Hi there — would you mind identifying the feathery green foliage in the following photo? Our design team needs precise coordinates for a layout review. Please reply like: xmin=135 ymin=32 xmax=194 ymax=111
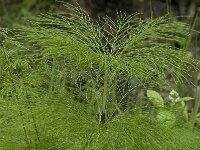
xmin=0 ymin=3 xmax=200 ymax=150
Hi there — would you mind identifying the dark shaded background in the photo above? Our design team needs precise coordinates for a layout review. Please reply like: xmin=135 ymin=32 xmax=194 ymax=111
xmin=0 ymin=0 xmax=199 ymax=27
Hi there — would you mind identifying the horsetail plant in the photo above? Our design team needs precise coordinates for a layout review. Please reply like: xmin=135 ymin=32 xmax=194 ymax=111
xmin=0 ymin=3 xmax=200 ymax=150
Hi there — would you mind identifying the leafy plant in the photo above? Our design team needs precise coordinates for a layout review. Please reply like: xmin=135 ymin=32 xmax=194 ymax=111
xmin=147 ymin=89 xmax=195 ymax=126
xmin=0 ymin=3 xmax=200 ymax=150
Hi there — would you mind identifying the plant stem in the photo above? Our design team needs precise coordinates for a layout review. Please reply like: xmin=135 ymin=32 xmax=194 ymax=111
xmin=26 ymin=98 xmax=40 ymax=147
xmin=188 ymin=9 xmax=200 ymax=129
xmin=184 ymin=9 xmax=199 ymax=52
xmin=166 ymin=0 xmax=172 ymax=14
xmin=149 ymin=0 xmax=153 ymax=19
xmin=16 ymin=87 xmax=31 ymax=150
xmin=101 ymin=55 xmax=108 ymax=124
xmin=49 ymin=58 xmax=57 ymax=94
xmin=190 ymin=86 xmax=200 ymax=128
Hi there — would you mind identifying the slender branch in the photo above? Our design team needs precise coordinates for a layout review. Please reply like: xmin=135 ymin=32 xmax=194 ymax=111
xmin=189 ymin=86 xmax=200 ymax=129
xmin=101 ymin=55 xmax=108 ymax=124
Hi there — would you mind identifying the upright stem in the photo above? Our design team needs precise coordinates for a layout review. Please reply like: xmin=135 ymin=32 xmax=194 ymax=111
xmin=188 ymin=9 xmax=199 ymax=129
xmin=49 ymin=58 xmax=56 ymax=94
xmin=26 ymin=98 xmax=40 ymax=147
xmin=149 ymin=0 xmax=153 ymax=19
xmin=16 ymin=87 xmax=31 ymax=150
xmin=190 ymin=86 xmax=200 ymax=128
xmin=101 ymin=56 xmax=108 ymax=124
xmin=166 ymin=0 xmax=171 ymax=14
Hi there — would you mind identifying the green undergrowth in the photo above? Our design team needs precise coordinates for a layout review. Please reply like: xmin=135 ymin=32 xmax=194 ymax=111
xmin=0 ymin=3 xmax=200 ymax=150
xmin=1 ymin=93 xmax=200 ymax=150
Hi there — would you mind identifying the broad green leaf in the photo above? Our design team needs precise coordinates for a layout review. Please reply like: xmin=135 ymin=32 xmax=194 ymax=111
xmin=147 ymin=90 xmax=164 ymax=107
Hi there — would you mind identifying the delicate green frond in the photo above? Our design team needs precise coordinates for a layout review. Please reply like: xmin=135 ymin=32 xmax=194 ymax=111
xmin=14 ymin=4 xmax=196 ymax=89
